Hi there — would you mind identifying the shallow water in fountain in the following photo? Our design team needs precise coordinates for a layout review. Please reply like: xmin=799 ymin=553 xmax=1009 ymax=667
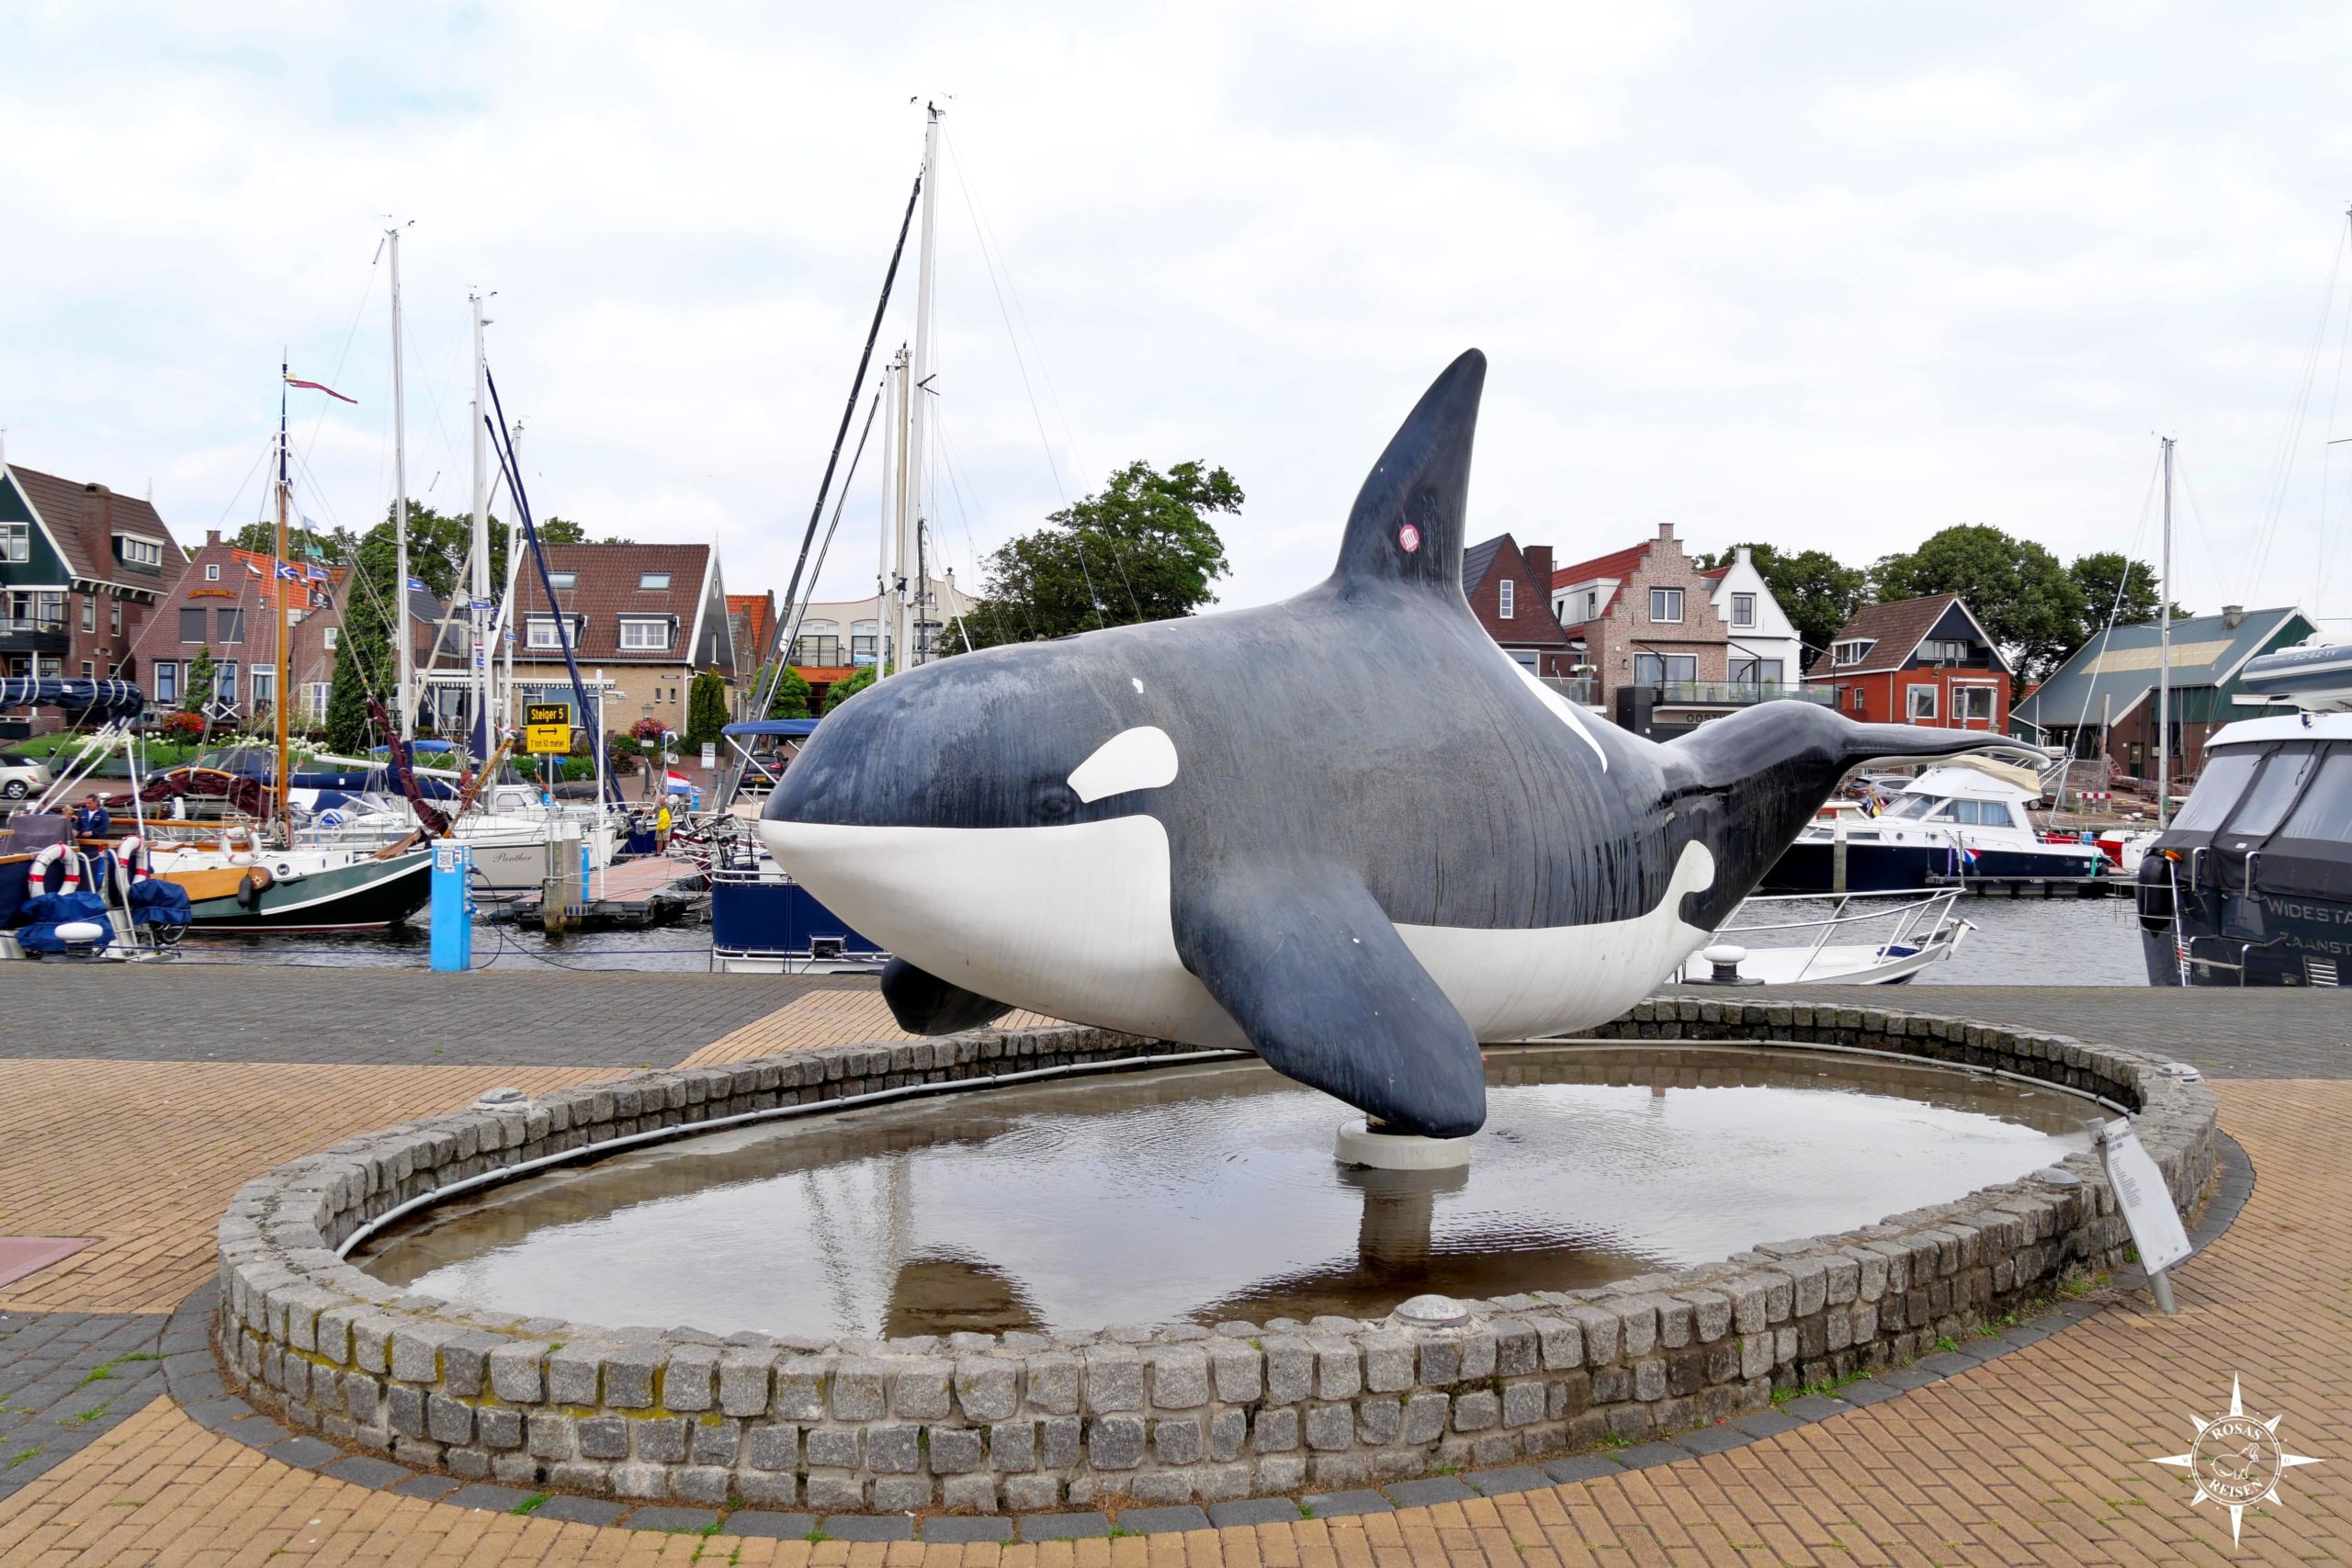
xmin=352 ymin=1045 xmax=2094 ymax=1337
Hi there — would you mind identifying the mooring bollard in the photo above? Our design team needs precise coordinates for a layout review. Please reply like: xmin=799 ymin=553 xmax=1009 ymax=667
xmin=430 ymin=840 xmax=473 ymax=972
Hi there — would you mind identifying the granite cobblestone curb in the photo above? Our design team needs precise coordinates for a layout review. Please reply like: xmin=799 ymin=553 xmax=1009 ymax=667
xmin=209 ymin=1003 xmax=2220 ymax=1520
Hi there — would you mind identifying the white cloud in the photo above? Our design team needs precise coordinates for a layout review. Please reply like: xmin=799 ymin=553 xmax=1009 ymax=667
xmin=3 ymin=1 xmax=2351 ymax=631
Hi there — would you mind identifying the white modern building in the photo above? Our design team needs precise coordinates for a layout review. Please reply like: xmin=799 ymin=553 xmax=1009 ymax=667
xmin=1699 ymin=547 xmax=1805 ymax=690
xmin=789 ymin=570 xmax=976 ymax=671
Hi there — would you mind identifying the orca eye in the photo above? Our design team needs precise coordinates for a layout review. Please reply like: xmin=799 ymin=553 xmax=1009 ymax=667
xmin=1067 ymin=726 xmax=1180 ymax=803
xmin=1034 ymin=783 xmax=1079 ymax=819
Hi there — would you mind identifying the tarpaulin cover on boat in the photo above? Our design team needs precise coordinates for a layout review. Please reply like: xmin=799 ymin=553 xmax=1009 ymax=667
xmin=0 ymin=678 xmax=146 ymax=719
xmin=14 ymin=889 xmax=111 ymax=953
xmin=720 ymin=720 xmax=822 ymax=738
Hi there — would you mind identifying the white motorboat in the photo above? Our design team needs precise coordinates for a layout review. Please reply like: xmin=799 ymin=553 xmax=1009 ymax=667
xmin=1669 ymin=888 xmax=1973 ymax=986
xmin=1765 ymin=757 xmax=2110 ymax=893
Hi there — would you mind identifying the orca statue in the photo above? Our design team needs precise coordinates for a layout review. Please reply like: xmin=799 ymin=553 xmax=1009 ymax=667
xmin=760 ymin=351 xmax=2014 ymax=1138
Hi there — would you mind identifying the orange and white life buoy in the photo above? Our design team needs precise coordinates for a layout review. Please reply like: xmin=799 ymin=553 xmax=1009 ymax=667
xmin=28 ymin=842 xmax=82 ymax=895
xmin=116 ymin=834 xmax=153 ymax=883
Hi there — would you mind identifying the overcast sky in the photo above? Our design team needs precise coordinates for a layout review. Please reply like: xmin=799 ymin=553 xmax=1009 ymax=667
xmin=6 ymin=3 xmax=2352 ymax=631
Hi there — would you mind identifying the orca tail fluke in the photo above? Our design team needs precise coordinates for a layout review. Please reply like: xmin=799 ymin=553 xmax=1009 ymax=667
xmin=1834 ymin=721 xmax=2045 ymax=773
xmin=1331 ymin=350 xmax=1486 ymax=600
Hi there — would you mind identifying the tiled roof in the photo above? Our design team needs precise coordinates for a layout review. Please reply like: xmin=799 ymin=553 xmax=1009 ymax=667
xmin=1551 ymin=542 xmax=1648 ymax=592
xmin=1461 ymin=536 xmax=1505 ymax=593
xmin=7 ymin=463 xmax=185 ymax=586
xmin=512 ymin=542 xmax=712 ymax=663
xmin=1697 ymin=564 xmax=1731 ymax=581
xmin=727 ymin=592 xmax=775 ymax=656
xmin=1811 ymin=594 xmax=1969 ymax=677
xmin=2012 ymin=606 xmax=2311 ymax=728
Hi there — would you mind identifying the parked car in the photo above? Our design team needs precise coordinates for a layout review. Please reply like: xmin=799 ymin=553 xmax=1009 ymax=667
xmin=0 ymin=751 xmax=51 ymax=800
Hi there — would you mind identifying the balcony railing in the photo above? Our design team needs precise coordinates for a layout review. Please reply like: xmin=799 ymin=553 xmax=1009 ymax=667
xmin=1649 ymin=681 xmax=1835 ymax=707
xmin=0 ymin=617 xmax=71 ymax=656
xmin=1538 ymin=676 xmax=1600 ymax=705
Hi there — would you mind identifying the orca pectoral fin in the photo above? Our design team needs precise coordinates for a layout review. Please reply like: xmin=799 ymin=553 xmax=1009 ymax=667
xmin=880 ymin=957 xmax=1015 ymax=1035
xmin=1175 ymin=863 xmax=1486 ymax=1137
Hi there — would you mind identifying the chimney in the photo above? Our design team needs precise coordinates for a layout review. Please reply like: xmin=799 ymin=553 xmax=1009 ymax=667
xmin=1735 ymin=545 xmax=1751 ymax=567
xmin=1657 ymin=521 xmax=1675 ymax=541
xmin=207 ymin=529 xmax=221 ymax=547
xmin=2222 ymin=604 xmax=2245 ymax=629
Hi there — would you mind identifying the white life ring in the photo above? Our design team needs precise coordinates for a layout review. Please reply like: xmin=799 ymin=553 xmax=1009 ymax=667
xmin=116 ymin=834 xmax=153 ymax=883
xmin=220 ymin=825 xmax=258 ymax=866
xmin=28 ymin=842 xmax=82 ymax=895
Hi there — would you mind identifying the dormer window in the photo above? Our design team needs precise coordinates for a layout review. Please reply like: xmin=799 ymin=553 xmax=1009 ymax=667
xmin=526 ymin=614 xmax=584 ymax=649
xmin=117 ymin=536 xmax=165 ymax=570
xmin=619 ymin=615 xmax=673 ymax=651
xmin=1833 ymin=638 xmax=1876 ymax=667
xmin=638 ymin=571 xmax=671 ymax=591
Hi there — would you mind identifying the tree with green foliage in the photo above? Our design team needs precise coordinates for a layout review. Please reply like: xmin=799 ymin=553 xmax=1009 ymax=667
xmin=1689 ymin=543 xmax=1871 ymax=663
xmin=2066 ymin=551 xmax=2187 ymax=636
xmin=939 ymin=460 xmax=1241 ymax=652
xmin=1871 ymin=525 xmax=2086 ymax=685
xmin=824 ymin=664 xmax=877 ymax=712
xmin=182 ymin=649 xmax=217 ymax=715
xmin=755 ymin=663 xmax=812 ymax=719
xmin=684 ymin=671 xmax=729 ymax=749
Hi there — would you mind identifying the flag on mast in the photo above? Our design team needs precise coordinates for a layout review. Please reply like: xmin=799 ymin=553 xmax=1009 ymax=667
xmin=284 ymin=374 xmax=357 ymax=405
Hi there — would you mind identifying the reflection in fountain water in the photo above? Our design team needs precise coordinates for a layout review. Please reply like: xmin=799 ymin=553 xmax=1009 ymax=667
xmin=353 ymin=1045 xmax=2091 ymax=1337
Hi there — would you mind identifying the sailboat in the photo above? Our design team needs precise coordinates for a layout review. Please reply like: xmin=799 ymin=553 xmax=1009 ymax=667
xmin=135 ymin=370 xmax=436 ymax=932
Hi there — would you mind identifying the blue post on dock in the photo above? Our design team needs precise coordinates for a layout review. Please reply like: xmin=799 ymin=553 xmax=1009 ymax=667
xmin=430 ymin=841 xmax=473 ymax=973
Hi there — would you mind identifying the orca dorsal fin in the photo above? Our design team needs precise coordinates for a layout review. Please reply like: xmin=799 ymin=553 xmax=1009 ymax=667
xmin=1332 ymin=348 xmax=1485 ymax=596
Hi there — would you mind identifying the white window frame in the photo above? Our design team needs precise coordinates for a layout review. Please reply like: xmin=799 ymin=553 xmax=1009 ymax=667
xmin=80 ymin=595 xmax=96 ymax=632
xmin=205 ymin=562 xmax=220 ymax=581
xmin=1731 ymin=592 xmax=1756 ymax=628
xmin=1834 ymin=639 xmax=1875 ymax=667
xmin=1907 ymin=683 xmax=1939 ymax=721
xmin=1953 ymin=682 xmax=1997 ymax=725
xmin=619 ymin=616 xmax=673 ymax=651
xmin=1498 ymin=579 xmax=1515 ymax=619
xmin=322 ymin=626 xmax=339 ymax=650
xmin=250 ymin=663 xmax=277 ymax=713
xmin=1649 ymin=587 xmax=1683 ymax=623
xmin=0 ymin=521 xmax=28 ymax=563
xmin=118 ymin=536 xmax=164 ymax=569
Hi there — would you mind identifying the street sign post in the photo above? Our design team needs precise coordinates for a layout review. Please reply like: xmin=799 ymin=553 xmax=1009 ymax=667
xmin=524 ymin=702 xmax=571 ymax=756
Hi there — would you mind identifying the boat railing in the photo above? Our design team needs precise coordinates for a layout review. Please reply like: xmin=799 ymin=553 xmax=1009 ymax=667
xmin=1712 ymin=888 xmax=1967 ymax=981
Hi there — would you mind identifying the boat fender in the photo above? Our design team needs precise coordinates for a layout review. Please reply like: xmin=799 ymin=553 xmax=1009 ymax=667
xmin=235 ymin=865 xmax=276 ymax=908
xmin=116 ymin=834 xmax=153 ymax=883
xmin=28 ymin=842 xmax=81 ymax=895
xmin=51 ymin=920 xmax=107 ymax=946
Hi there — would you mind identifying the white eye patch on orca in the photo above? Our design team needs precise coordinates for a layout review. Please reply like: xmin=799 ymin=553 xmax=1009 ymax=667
xmin=1068 ymin=725 xmax=1180 ymax=803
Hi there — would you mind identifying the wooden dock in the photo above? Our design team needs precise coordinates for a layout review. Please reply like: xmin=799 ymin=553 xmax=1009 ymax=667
xmin=503 ymin=855 xmax=706 ymax=931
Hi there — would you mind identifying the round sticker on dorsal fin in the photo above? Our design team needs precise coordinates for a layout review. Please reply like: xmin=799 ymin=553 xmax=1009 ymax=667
xmin=1398 ymin=523 xmax=1421 ymax=553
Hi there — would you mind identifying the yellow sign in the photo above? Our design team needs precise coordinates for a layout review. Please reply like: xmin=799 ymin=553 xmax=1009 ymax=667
xmin=524 ymin=702 xmax=573 ymax=755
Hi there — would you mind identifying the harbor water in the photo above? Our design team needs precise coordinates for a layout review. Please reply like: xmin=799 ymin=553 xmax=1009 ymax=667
xmin=158 ymin=887 xmax=2153 ymax=983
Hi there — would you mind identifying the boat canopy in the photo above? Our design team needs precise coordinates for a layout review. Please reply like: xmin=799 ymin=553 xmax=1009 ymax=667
xmin=0 ymin=678 xmax=145 ymax=719
xmin=721 ymin=719 xmax=821 ymax=739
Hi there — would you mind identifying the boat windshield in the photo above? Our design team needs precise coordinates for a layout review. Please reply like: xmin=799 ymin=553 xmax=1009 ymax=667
xmin=1882 ymin=795 xmax=1938 ymax=819
xmin=2170 ymin=749 xmax=2263 ymax=831
xmin=2279 ymin=750 xmax=2352 ymax=840
xmin=2223 ymin=746 xmax=2321 ymax=839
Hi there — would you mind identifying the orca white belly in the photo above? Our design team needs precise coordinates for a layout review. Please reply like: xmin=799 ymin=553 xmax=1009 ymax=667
xmin=760 ymin=816 xmax=1715 ymax=1047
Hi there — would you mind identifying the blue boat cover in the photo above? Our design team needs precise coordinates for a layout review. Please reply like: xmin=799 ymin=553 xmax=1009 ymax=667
xmin=0 ymin=678 xmax=145 ymax=719
xmin=14 ymin=889 xmax=112 ymax=953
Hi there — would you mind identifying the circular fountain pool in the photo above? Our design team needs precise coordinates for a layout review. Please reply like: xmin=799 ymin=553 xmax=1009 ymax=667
xmin=352 ymin=1043 xmax=2092 ymax=1338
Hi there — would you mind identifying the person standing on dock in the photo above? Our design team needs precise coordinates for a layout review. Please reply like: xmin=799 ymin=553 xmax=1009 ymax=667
xmin=74 ymin=795 xmax=111 ymax=841
xmin=655 ymin=799 xmax=673 ymax=853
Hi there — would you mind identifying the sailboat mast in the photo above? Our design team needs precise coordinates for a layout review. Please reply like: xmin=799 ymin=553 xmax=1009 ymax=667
xmin=469 ymin=290 xmax=492 ymax=761
xmin=883 ymin=346 xmax=912 ymax=678
xmin=388 ymin=224 xmax=414 ymax=741
xmin=2158 ymin=435 xmax=2175 ymax=830
xmin=500 ymin=418 xmax=524 ymax=735
xmin=275 ymin=362 xmax=293 ymax=850
xmin=904 ymin=100 xmax=943 ymax=672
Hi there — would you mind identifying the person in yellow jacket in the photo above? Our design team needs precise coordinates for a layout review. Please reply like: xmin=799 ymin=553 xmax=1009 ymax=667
xmin=655 ymin=800 xmax=673 ymax=852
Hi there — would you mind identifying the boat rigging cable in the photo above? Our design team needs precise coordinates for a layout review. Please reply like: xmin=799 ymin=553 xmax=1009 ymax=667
xmin=481 ymin=365 xmax=615 ymax=805
xmin=721 ymin=167 xmax=927 ymax=807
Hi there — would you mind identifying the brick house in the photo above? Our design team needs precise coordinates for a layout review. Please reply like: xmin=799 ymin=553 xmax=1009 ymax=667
xmin=0 ymin=459 xmax=187 ymax=733
xmin=1462 ymin=535 xmax=1577 ymax=675
xmin=1806 ymin=594 xmax=2011 ymax=730
xmin=506 ymin=543 xmax=737 ymax=741
xmin=1550 ymin=523 xmax=1744 ymax=733
xmin=128 ymin=532 xmax=348 ymax=729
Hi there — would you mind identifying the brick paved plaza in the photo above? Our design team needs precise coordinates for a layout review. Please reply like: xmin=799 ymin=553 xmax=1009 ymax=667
xmin=1 ymin=975 xmax=2345 ymax=1565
